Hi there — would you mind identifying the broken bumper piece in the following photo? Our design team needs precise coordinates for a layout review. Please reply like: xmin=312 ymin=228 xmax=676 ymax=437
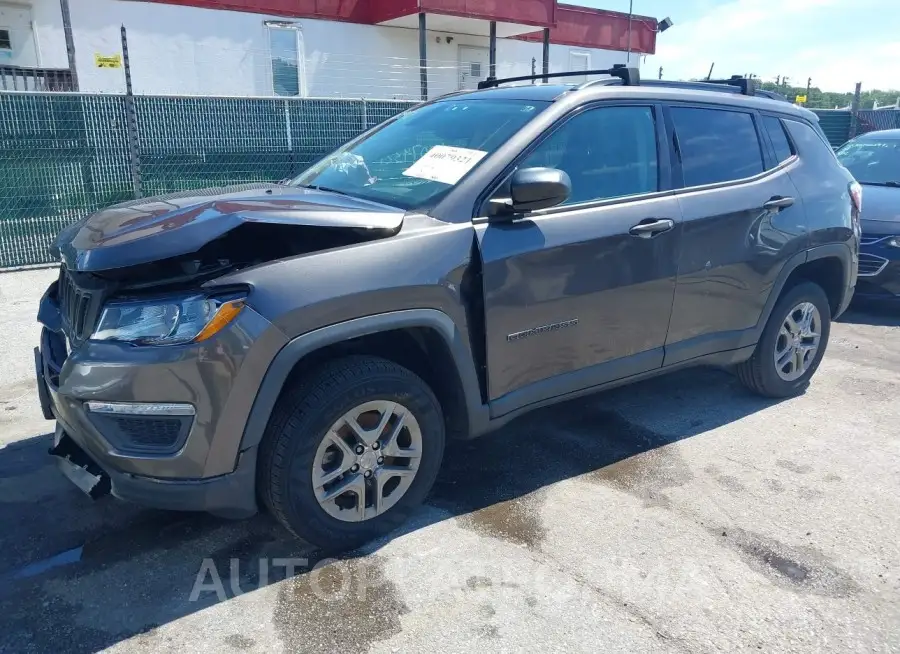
xmin=49 ymin=426 xmax=111 ymax=500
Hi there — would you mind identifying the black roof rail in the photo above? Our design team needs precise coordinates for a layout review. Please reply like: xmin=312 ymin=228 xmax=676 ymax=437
xmin=591 ymin=74 xmax=789 ymax=102
xmin=477 ymin=64 xmax=639 ymax=90
xmin=703 ymin=75 xmax=757 ymax=96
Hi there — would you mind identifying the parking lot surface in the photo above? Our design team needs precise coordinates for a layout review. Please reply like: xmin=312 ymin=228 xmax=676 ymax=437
xmin=1 ymin=268 xmax=898 ymax=653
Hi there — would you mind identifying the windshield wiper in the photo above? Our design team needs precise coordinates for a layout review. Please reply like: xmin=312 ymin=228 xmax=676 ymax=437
xmin=299 ymin=184 xmax=358 ymax=198
xmin=861 ymin=181 xmax=900 ymax=187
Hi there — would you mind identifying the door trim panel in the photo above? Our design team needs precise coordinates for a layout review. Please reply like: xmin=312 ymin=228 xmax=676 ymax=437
xmin=489 ymin=347 xmax=663 ymax=418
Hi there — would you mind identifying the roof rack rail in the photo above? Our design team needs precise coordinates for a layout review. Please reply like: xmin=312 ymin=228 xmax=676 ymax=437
xmin=703 ymin=75 xmax=757 ymax=96
xmin=477 ymin=64 xmax=639 ymax=90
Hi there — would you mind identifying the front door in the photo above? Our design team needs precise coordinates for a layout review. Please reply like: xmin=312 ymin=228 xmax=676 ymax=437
xmin=568 ymin=51 xmax=590 ymax=84
xmin=476 ymin=104 xmax=683 ymax=416
xmin=458 ymin=45 xmax=490 ymax=90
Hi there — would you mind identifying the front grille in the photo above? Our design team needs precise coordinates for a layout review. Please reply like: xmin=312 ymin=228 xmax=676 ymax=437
xmin=860 ymin=235 xmax=893 ymax=246
xmin=858 ymin=252 xmax=889 ymax=277
xmin=113 ymin=416 xmax=183 ymax=448
xmin=57 ymin=267 xmax=106 ymax=343
xmin=85 ymin=412 xmax=192 ymax=454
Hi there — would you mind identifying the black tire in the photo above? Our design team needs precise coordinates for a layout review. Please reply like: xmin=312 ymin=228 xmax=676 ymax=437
xmin=736 ymin=281 xmax=832 ymax=398
xmin=257 ymin=355 xmax=445 ymax=551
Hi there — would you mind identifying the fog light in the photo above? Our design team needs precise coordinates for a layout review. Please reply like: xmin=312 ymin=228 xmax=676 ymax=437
xmin=886 ymin=237 xmax=900 ymax=249
xmin=84 ymin=402 xmax=195 ymax=416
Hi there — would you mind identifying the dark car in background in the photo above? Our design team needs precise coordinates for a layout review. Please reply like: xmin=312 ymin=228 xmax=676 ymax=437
xmin=836 ymin=129 xmax=900 ymax=301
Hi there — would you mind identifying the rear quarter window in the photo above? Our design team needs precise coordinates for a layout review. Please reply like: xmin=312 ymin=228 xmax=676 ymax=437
xmin=670 ymin=106 xmax=764 ymax=187
xmin=783 ymin=119 xmax=839 ymax=162
xmin=762 ymin=115 xmax=794 ymax=165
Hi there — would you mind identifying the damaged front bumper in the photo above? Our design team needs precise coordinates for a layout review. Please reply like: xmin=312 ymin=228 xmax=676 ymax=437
xmin=48 ymin=423 xmax=258 ymax=516
xmin=35 ymin=278 xmax=285 ymax=518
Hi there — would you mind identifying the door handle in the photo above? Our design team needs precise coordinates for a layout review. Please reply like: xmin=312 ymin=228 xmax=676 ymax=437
xmin=629 ymin=218 xmax=675 ymax=238
xmin=763 ymin=196 xmax=795 ymax=211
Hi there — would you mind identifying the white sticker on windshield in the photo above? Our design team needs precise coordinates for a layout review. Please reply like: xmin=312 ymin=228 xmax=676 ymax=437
xmin=402 ymin=146 xmax=488 ymax=185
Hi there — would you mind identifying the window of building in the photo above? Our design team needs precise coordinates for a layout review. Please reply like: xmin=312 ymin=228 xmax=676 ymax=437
xmin=0 ymin=29 xmax=11 ymax=51
xmin=268 ymin=26 xmax=304 ymax=97
xmin=671 ymin=107 xmax=764 ymax=187
xmin=762 ymin=115 xmax=794 ymax=165
xmin=520 ymin=106 xmax=659 ymax=205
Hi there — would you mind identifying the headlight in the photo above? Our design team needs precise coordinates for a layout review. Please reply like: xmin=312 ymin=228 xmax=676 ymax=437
xmin=92 ymin=294 xmax=245 ymax=346
xmin=886 ymin=237 xmax=900 ymax=249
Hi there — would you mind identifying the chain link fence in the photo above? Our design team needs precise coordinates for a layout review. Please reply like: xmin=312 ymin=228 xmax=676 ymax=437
xmin=0 ymin=92 xmax=416 ymax=268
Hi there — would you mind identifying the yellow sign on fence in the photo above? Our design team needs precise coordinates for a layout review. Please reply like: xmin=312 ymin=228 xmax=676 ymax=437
xmin=795 ymin=94 xmax=807 ymax=104
xmin=94 ymin=53 xmax=122 ymax=69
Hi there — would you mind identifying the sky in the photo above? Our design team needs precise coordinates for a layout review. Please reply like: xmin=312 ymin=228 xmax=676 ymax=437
xmin=575 ymin=0 xmax=900 ymax=94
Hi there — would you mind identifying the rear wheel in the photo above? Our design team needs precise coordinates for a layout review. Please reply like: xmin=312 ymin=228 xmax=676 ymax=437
xmin=736 ymin=281 xmax=831 ymax=398
xmin=258 ymin=356 xmax=445 ymax=551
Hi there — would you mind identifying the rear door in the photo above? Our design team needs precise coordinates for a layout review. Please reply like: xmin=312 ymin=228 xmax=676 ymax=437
xmin=663 ymin=104 xmax=808 ymax=364
xmin=475 ymin=103 xmax=683 ymax=416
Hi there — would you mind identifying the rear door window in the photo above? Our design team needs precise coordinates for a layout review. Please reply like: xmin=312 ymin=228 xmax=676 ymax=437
xmin=762 ymin=115 xmax=794 ymax=165
xmin=670 ymin=106 xmax=765 ymax=187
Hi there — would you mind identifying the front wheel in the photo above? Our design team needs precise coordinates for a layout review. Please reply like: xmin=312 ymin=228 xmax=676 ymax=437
xmin=258 ymin=356 xmax=445 ymax=551
xmin=736 ymin=281 xmax=832 ymax=398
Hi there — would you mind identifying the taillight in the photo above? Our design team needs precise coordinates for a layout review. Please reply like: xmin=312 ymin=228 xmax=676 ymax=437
xmin=849 ymin=180 xmax=862 ymax=231
xmin=849 ymin=181 xmax=862 ymax=213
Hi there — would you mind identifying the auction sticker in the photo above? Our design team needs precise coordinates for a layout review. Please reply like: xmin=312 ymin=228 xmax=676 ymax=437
xmin=402 ymin=146 xmax=488 ymax=185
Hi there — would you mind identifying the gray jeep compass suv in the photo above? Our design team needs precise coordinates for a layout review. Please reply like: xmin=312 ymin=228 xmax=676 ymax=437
xmin=36 ymin=68 xmax=860 ymax=549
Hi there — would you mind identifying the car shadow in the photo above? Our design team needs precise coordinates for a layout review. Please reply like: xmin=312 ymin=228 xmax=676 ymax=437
xmin=0 ymin=367 xmax=783 ymax=653
xmin=839 ymin=302 xmax=900 ymax=326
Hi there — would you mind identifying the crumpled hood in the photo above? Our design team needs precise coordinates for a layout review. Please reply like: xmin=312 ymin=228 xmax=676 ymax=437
xmin=53 ymin=183 xmax=405 ymax=272
xmin=860 ymin=184 xmax=900 ymax=236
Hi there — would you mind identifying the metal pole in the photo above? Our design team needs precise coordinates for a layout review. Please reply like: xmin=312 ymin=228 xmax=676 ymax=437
xmin=849 ymin=82 xmax=862 ymax=138
xmin=59 ymin=0 xmax=79 ymax=90
xmin=626 ymin=0 xmax=633 ymax=64
xmin=489 ymin=21 xmax=497 ymax=80
xmin=542 ymin=28 xmax=550 ymax=83
xmin=121 ymin=25 xmax=143 ymax=199
xmin=418 ymin=13 xmax=428 ymax=101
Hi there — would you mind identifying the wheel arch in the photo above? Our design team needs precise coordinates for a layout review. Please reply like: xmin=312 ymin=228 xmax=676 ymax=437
xmin=238 ymin=309 xmax=489 ymax=453
xmin=758 ymin=243 xmax=854 ymax=335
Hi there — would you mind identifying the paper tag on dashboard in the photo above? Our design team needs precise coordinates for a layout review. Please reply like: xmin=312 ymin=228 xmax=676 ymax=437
xmin=402 ymin=146 xmax=488 ymax=185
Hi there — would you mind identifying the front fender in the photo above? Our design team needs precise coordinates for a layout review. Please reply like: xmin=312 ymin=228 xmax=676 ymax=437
xmin=237 ymin=308 xmax=489 ymax=452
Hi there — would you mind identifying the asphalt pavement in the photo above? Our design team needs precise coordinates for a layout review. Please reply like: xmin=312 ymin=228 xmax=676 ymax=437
xmin=1 ymin=268 xmax=898 ymax=653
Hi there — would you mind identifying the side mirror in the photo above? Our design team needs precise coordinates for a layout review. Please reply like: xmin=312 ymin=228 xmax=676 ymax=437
xmin=492 ymin=167 xmax=572 ymax=216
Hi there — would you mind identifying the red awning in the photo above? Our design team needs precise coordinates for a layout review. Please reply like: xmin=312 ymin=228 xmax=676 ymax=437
xmin=136 ymin=0 xmax=656 ymax=53
xmin=516 ymin=4 xmax=658 ymax=55
xmin=368 ymin=0 xmax=555 ymax=29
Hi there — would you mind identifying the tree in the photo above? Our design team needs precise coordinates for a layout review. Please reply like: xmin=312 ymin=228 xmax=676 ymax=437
xmin=756 ymin=81 xmax=899 ymax=110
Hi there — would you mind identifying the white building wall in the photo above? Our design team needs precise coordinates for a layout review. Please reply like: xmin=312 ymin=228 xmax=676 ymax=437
xmin=27 ymin=0 xmax=639 ymax=98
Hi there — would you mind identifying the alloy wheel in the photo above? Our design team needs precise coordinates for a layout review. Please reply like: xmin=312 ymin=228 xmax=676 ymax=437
xmin=311 ymin=400 xmax=422 ymax=522
xmin=774 ymin=301 xmax=821 ymax=382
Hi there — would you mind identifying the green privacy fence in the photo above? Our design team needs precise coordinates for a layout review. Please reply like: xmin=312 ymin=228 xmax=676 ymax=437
xmin=811 ymin=108 xmax=900 ymax=149
xmin=811 ymin=110 xmax=855 ymax=149
xmin=0 ymin=92 xmax=416 ymax=268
